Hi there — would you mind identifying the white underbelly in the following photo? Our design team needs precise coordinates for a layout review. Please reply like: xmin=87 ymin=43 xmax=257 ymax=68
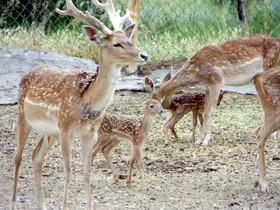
xmin=27 ymin=119 xmax=60 ymax=136
xmin=223 ymin=58 xmax=263 ymax=86
xmin=223 ymin=71 xmax=260 ymax=86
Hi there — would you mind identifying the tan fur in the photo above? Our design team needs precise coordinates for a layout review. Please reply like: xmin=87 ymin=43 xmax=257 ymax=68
xmin=163 ymin=91 xmax=226 ymax=144
xmin=152 ymin=34 xmax=280 ymax=146
xmin=11 ymin=1 xmax=148 ymax=210
xmin=92 ymin=99 xmax=163 ymax=190
xmin=254 ymin=67 xmax=280 ymax=194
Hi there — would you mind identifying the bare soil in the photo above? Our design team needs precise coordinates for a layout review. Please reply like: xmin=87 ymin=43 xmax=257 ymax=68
xmin=1 ymin=91 xmax=280 ymax=210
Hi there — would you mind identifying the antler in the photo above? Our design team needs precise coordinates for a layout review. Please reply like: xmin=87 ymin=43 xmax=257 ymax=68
xmin=92 ymin=0 xmax=131 ymax=31
xmin=56 ymin=0 xmax=112 ymax=34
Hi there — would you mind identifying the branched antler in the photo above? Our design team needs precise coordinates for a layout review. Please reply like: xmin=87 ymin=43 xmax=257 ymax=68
xmin=56 ymin=0 xmax=112 ymax=34
xmin=92 ymin=0 xmax=131 ymax=31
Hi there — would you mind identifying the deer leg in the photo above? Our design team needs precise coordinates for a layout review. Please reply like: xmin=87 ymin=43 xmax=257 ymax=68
xmin=164 ymin=112 xmax=185 ymax=145
xmin=256 ymin=125 xmax=269 ymax=193
xmin=198 ymin=113 xmax=203 ymax=126
xmin=134 ymin=146 xmax=146 ymax=190
xmin=196 ymin=85 xmax=221 ymax=146
xmin=82 ymin=133 xmax=96 ymax=210
xmin=256 ymin=117 xmax=280 ymax=194
xmin=91 ymin=137 xmax=108 ymax=164
xmin=102 ymin=140 xmax=121 ymax=183
xmin=192 ymin=110 xmax=198 ymax=142
xmin=32 ymin=135 xmax=56 ymax=210
xmin=11 ymin=115 xmax=31 ymax=210
xmin=59 ymin=131 xmax=73 ymax=210
xmin=127 ymin=149 xmax=137 ymax=187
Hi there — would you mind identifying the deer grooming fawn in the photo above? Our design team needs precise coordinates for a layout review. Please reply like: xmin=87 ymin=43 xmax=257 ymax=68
xmin=254 ymin=67 xmax=280 ymax=194
xmin=151 ymin=72 xmax=227 ymax=145
xmin=150 ymin=34 xmax=280 ymax=146
xmin=11 ymin=0 xmax=148 ymax=209
xmin=92 ymin=95 xmax=163 ymax=190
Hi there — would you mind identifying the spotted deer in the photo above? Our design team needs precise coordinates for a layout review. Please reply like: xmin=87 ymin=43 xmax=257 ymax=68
xmin=163 ymin=90 xmax=227 ymax=145
xmin=92 ymin=96 xmax=163 ymax=190
xmin=147 ymin=73 xmax=227 ymax=145
xmin=11 ymin=0 xmax=148 ymax=209
xmin=254 ymin=67 xmax=280 ymax=194
xmin=151 ymin=34 xmax=280 ymax=146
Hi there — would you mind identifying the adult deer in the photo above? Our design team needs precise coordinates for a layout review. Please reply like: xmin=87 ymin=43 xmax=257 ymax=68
xmin=11 ymin=0 xmax=148 ymax=209
xmin=148 ymin=73 xmax=227 ymax=144
xmin=151 ymin=34 xmax=280 ymax=146
xmin=92 ymin=97 xmax=163 ymax=190
xmin=254 ymin=67 xmax=280 ymax=194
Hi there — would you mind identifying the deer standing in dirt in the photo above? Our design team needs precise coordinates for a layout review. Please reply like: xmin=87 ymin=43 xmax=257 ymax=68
xmin=92 ymin=95 xmax=163 ymax=190
xmin=151 ymin=34 xmax=280 ymax=146
xmin=163 ymin=90 xmax=227 ymax=145
xmin=254 ymin=67 xmax=280 ymax=194
xmin=149 ymin=73 xmax=227 ymax=144
xmin=11 ymin=0 xmax=148 ymax=209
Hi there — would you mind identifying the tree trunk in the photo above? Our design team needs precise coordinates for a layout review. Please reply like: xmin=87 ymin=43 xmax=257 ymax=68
xmin=127 ymin=0 xmax=143 ymax=73
xmin=237 ymin=0 xmax=249 ymax=32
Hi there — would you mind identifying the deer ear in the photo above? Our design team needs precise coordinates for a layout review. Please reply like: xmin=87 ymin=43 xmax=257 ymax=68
xmin=124 ymin=23 xmax=136 ymax=39
xmin=162 ymin=72 xmax=171 ymax=82
xmin=83 ymin=26 xmax=101 ymax=46
xmin=162 ymin=67 xmax=174 ymax=82
xmin=142 ymin=100 xmax=149 ymax=107
xmin=144 ymin=77 xmax=154 ymax=93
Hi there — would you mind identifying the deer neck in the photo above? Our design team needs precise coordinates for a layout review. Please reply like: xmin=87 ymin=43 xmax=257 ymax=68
xmin=161 ymin=94 xmax=172 ymax=109
xmin=138 ymin=112 xmax=154 ymax=142
xmin=83 ymin=54 xmax=122 ymax=112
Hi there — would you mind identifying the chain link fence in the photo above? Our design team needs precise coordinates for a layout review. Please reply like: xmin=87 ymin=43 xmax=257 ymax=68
xmin=1 ymin=0 xmax=280 ymax=61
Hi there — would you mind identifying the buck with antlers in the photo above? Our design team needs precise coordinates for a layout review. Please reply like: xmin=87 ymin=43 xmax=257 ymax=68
xmin=254 ymin=67 xmax=280 ymax=194
xmin=11 ymin=0 xmax=148 ymax=209
xmin=151 ymin=34 xmax=280 ymax=146
xmin=92 ymin=95 xmax=163 ymax=190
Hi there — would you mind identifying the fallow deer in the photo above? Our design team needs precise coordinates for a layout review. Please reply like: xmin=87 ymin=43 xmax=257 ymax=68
xmin=254 ymin=67 xmax=280 ymax=194
xmin=151 ymin=34 xmax=280 ymax=146
xmin=92 ymin=97 xmax=163 ymax=190
xmin=148 ymin=73 xmax=227 ymax=144
xmin=163 ymin=90 xmax=227 ymax=145
xmin=11 ymin=0 xmax=148 ymax=209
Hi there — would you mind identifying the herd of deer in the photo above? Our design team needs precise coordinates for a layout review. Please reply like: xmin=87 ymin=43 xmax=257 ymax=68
xmin=10 ymin=0 xmax=280 ymax=209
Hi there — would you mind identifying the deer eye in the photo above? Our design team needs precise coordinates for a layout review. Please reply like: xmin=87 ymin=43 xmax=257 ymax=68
xmin=149 ymin=105 xmax=154 ymax=108
xmin=113 ymin=43 xmax=122 ymax=47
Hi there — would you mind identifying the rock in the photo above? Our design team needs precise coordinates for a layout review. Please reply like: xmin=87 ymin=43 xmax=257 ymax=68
xmin=0 ymin=48 xmax=257 ymax=105
xmin=155 ymin=186 xmax=162 ymax=191
xmin=0 ymin=48 xmax=97 ymax=105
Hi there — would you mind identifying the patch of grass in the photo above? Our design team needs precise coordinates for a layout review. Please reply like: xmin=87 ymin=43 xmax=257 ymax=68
xmin=1 ymin=0 xmax=279 ymax=61
xmin=1 ymin=24 xmax=100 ymax=62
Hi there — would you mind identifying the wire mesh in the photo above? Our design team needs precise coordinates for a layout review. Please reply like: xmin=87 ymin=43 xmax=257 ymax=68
xmin=1 ymin=0 xmax=279 ymax=61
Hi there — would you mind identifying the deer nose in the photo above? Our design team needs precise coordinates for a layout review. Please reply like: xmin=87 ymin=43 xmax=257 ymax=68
xmin=159 ymin=109 xmax=164 ymax=114
xmin=140 ymin=53 xmax=148 ymax=61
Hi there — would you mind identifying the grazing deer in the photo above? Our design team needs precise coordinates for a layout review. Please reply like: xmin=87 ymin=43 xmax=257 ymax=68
xmin=150 ymin=34 xmax=280 ymax=146
xmin=11 ymin=0 xmax=148 ymax=209
xmin=254 ymin=67 xmax=280 ymax=194
xmin=92 ymin=96 xmax=163 ymax=190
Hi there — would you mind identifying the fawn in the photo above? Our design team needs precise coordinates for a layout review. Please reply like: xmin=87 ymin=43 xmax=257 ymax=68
xmin=163 ymin=90 xmax=227 ymax=145
xmin=92 ymin=94 xmax=163 ymax=190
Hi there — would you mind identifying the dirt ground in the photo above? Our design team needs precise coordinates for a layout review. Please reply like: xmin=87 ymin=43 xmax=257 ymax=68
xmin=1 ymin=90 xmax=280 ymax=210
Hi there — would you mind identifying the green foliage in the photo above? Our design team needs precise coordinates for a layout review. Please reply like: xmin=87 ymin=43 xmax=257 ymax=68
xmin=1 ymin=0 xmax=279 ymax=61
xmin=247 ymin=1 xmax=280 ymax=37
